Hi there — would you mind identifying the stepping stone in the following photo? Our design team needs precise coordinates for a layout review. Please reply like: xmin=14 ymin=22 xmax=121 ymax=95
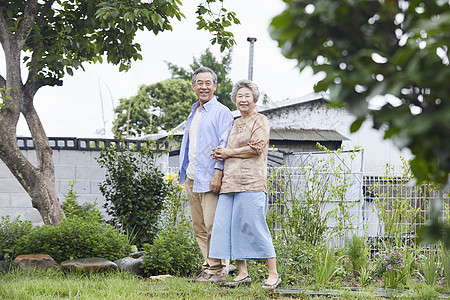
xmin=13 ymin=254 xmax=58 ymax=270
xmin=148 ymin=275 xmax=173 ymax=280
xmin=60 ymin=257 xmax=118 ymax=273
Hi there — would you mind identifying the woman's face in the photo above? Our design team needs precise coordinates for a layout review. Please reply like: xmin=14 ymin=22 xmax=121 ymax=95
xmin=235 ymin=87 xmax=256 ymax=114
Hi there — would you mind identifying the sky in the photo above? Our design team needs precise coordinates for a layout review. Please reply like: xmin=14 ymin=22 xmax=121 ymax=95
xmin=1 ymin=0 xmax=323 ymax=138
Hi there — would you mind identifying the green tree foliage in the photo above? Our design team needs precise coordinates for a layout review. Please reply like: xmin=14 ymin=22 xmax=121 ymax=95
xmin=113 ymin=79 xmax=196 ymax=138
xmin=195 ymin=1 xmax=240 ymax=52
xmin=270 ymin=0 xmax=449 ymax=186
xmin=270 ymin=0 xmax=449 ymax=246
xmin=0 ymin=0 xmax=239 ymax=225
xmin=113 ymin=48 xmax=235 ymax=138
xmin=167 ymin=48 xmax=235 ymax=110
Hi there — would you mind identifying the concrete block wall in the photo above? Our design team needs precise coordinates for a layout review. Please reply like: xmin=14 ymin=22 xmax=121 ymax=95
xmin=0 ymin=150 xmax=106 ymax=225
xmin=0 ymin=147 xmax=169 ymax=226
xmin=1 ymin=137 xmax=170 ymax=226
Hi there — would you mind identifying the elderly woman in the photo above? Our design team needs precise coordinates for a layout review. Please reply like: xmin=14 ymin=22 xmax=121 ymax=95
xmin=209 ymin=79 xmax=280 ymax=289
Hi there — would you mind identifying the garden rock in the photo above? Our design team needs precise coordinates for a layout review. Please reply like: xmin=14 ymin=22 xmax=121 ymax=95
xmin=130 ymin=251 xmax=144 ymax=259
xmin=60 ymin=257 xmax=118 ymax=273
xmin=13 ymin=254 xmax=59 ymax=270
xmin=114 ymin=256 xmax=144 ymax=276
xmin=0 ymin=259 xmax=6 ymax=271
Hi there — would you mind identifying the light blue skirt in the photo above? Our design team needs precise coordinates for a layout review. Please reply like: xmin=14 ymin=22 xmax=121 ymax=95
xmin=209 ymin=191 xmax=276 ymax=260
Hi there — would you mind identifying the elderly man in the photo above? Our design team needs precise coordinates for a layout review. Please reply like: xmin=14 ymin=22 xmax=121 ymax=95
xmin=179 ymin=66 xmax=234 ymax=284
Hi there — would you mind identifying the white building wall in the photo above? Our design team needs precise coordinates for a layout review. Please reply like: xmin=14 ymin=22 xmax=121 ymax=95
xmin=260 ymin=96 xmax=412 ymax=175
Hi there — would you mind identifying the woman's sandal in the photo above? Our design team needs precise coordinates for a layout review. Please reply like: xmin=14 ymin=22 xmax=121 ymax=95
xmin=222 ymin=275 xmax=252 ymax=288
xmin=262 ymin=275 xmax=282 ymax=290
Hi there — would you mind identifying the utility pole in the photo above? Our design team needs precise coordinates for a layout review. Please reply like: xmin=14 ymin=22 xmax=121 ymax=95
xmin=247 ymin=37 xmax=257 ymax=81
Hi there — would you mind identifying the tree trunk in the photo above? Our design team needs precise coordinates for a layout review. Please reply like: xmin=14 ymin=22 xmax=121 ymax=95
xmin=0 ymin=77 xmax=65 ymax=226
xmin=0 ymin=3 xmax=65 ymax=225
xmin=0 ymin=130 xmax=65 ymax=225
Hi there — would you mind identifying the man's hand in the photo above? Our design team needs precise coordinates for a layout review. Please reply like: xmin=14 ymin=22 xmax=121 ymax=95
xmin=209 ymin=169 xmax=223 ymax=193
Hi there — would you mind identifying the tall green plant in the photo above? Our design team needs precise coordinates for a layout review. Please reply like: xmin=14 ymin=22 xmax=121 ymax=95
xmin=273 ymin=237 xmax=316 ymax=285
xmin=159 ymin=172 xmax=190 ymax=229
xmin=267 ymin=145 xmax=360 ymax=245
xmin=418 ymin=248 xmax=439 ymax=286
xmin=96 ymin=143 xmax=170 ymax=247
xmin=62 ymin=180 xmax=102 ymax=222
xmin=314 ymin=246 xmax=344 ymax=286
xmin=371 ymin=159 xmax=435 ymax=246
xmin=440 ymin=245 xmax=450 ymax=288
xmin=346 ymin=235 xmax=370 ymax=278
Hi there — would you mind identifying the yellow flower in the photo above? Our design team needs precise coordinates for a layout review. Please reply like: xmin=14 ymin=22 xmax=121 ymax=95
xmin=178 ymin=183 xmax=185 ymax=190
xmin=163 ymin=172 xmax=177 ymax=184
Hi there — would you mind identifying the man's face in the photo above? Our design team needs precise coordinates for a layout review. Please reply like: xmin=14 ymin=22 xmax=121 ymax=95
xmin=193 ymin=72 xmax=217 ymax=104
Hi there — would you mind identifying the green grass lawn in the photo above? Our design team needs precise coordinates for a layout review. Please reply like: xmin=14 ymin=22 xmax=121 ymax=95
xmin=1 ymin=268 xmax=447 ymax=299
xmin=0 ymin=268 xmax=285 ymax=300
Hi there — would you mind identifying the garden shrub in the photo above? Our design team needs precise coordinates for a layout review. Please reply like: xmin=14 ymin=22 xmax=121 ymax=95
xmin=373 ymin=246 xmax=413 ymax=288
xmin=141 ymin=221 xmax=202 ymax=277
xmin=14 ymin=217 xmax=131 ymax=263
xmin=96 ymin=143 xmax=171 ymax=247
xmin=0 ymin=216 xmax=33 ymax=263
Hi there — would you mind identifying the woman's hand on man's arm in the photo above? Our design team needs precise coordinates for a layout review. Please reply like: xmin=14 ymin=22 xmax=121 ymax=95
xmin=211 ymin=146 xmax=255 ymax=161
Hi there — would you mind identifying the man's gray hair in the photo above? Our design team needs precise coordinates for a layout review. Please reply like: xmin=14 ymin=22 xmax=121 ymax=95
xmin=231 ymin=79 xmax=260 ymax=103
xmin=192 ymin=66 xmax=218 ymax=84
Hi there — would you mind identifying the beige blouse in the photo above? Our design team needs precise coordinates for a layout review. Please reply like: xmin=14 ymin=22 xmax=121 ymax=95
xmin=220 ymin=112 xmax=270 ymax=194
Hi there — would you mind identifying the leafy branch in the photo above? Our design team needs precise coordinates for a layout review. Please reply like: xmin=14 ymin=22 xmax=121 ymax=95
xmin=195 ymin=0 xmax=240 ymax=51
xmin=0 ymin=87 xmax=13 ymax=111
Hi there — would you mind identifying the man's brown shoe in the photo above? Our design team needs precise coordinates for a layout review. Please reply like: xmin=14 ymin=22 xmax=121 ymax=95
xmin=194 ymin=273 xmax=226 ymax=284
xmin=188 ymin=269 xmax=205 ymax=283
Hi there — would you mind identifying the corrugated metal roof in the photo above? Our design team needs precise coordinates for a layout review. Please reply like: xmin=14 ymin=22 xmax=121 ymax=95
xmin=231 ymin=91 xmax=330 ymax=118
xmin=270 ymin=129 xmax=348 ymax=142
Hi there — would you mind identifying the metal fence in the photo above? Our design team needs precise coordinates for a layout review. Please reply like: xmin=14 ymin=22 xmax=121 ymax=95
xmin=168 ymin=159 xmax=449 ymax=249
xmin=266 ymin=165 xmax=449 ymax=249
xmin=361 ymin=175 xmax=448 ymax=250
